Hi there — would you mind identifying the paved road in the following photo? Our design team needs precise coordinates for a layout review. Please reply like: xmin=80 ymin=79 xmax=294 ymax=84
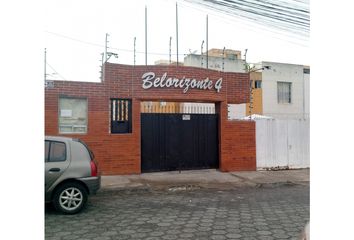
xmin=45 ymin=184 xmax=309 ymax=240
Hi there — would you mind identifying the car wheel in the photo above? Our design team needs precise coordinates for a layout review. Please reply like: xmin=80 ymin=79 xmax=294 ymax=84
xmin=53 ymin=182 xmax=88 ymax=214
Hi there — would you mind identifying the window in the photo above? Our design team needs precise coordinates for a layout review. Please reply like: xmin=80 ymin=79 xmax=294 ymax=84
xmin=59 ymin=97 xmax=87 ymax=134
xmin=45 ymin=141 xmax=67 ymax=162
xmin=45 ymin=141 xmax=49 ymax=162
xmin=227 ymin=54 xmax=237 ymax=60
xmin=255 ymin=80 xmax=262 ymax=89
xmin=111 ymin=99 xmax=132 ymax=133
xmin=303 ymin=68 xmax=310 ymax=74
xmin=277 ymin=82 xmax=292 ymax=104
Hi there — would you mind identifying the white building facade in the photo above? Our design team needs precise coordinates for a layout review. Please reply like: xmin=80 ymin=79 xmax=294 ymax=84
xmin=261 ymin=61 xmax=310 ymax=119
xmin=183 ymin=50 xmax=246 ymax=73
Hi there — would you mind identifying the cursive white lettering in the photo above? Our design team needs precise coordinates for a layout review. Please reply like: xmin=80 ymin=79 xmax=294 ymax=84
xmin=141 ymin=72 xmax=155 ymax=89
xmin=215 ymin=78 xmax=223 ymax=92
xmin=141 ymin=72 xmax=222 ymax=93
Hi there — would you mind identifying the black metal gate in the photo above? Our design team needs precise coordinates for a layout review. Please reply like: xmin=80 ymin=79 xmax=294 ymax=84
xmin=141 ymin=113 xmax=219 ymax=172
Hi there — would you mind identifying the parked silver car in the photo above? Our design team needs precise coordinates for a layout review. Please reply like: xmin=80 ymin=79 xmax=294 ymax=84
xmin=45 ymin=136 xmax=101 ymax=214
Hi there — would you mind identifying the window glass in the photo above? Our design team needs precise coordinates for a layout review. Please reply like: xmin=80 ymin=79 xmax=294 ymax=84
xmin=45 ymin=141 xmax=50 ymax=162
xmin=255 ymin=80 xmax=262 ymax=89
xmin=59 ymin=97 xmax=87 ymax=134
xmin=49 ymin=142 xmax=66 ymax=162
xmin=277 ymin=82 xmax=292 ymax=104
xmin=303 ymin=68 xmax=310 ymax=74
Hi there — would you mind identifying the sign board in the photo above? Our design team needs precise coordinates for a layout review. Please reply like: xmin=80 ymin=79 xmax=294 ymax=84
xmin=61 ymin=109 xmax=72 ymax=117
xmin=182 ymin=114 xmax=190 ymax=120
xmin=45 ymin=80 xmax=54 ymax=88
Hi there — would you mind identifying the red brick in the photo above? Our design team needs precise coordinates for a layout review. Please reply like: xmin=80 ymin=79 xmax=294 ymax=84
xmin=45 ymin=63 xmax=256 ymax=174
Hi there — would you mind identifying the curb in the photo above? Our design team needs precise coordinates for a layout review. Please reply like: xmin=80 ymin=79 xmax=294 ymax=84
xmin=98 ymin=180 xmax=309 ymax=194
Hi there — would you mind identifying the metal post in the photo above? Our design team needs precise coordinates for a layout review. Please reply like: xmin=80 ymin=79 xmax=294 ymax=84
xmin=176 ymin=2 xmax=179 ymax=66
xmin=244 ymin=48 xmax=248 ymax=72
xmin=44 ymin=48 xmax=47 ymax=82
xmin=222 ymin=47 xmax=225 ymax=72
xmin=201 ymin=40 xmax=204 ymax=68
xmin=100 ymin=52 xmax=104 ymax=81
xmin=244 ymin=49 xmax=252 ymax=120
xmin=169 ymin=36 xmax=172 ymax=64
xmin=134 ymin=37 xmax=136 ymax=66
xmin=105 ymin=33 xmax=109 ymax=62
xmin=249 ymin=71 xmax=253 ymax=119
xmin=145 ymin=6 xmax=147 ymax=65
xmin=206 ymin=15 xmax=208 ymax=69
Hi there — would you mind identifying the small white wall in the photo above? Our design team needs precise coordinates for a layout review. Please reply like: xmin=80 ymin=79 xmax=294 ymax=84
xmin=227 ymin=104 xmax=246 ymax=119
xmin=256 ymin=118 xmax=309 ymax=169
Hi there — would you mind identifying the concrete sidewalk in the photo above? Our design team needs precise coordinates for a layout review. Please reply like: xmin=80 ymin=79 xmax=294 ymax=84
xmin=100 ymin=168 xmax=309 ymax=191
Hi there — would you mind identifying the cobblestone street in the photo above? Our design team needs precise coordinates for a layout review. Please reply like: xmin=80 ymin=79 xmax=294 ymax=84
xmin=45 ymin=184 xmax=309 ymax=240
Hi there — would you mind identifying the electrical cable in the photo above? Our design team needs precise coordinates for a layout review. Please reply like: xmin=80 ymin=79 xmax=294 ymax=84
xmin=182 ymin=0 xmax=309 ymax=40
xmin=46 ymin=61 xmax=67 ymax=81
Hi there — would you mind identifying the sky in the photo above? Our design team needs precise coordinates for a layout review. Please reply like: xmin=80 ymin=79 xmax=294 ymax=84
xmin=44 ymin=0 xmax=310 ymax=82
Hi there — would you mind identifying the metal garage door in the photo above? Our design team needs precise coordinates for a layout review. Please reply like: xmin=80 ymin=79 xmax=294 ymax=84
xmin=141 ymin=113 xmax=219 ymax=172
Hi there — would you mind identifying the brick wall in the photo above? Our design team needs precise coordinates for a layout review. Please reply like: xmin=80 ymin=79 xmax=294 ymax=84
xmin=220 ymin=120 xmax=256 ymax=171
xmin=45 ymin=63 xmax=256 ymax=174
xmin=216 ymin=101 xmax=256 ymax=171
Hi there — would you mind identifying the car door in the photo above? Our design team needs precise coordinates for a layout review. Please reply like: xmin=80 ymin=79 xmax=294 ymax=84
xmin=45 ymin=140 xmax=71 ymax=192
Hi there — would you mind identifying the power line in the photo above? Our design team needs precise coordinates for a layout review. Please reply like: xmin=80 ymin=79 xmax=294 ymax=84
xmin=177 ymin=1 xmax=309 ymax=46
xmin=45 ymin=30 xmax=198 ymax=56
xmin=182 ymin=0 xmax=309 ymax=39
xmin=46 ymin=61 xmax=67 ymax=81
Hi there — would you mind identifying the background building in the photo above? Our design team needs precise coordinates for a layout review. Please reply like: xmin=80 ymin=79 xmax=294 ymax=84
xmin=184 ymin=48 xmax=246 ymax=73
xmin=260 ymin=61 xmax=310 ymax=119
xmin=229 ymin=61 xmax=310 ymax=120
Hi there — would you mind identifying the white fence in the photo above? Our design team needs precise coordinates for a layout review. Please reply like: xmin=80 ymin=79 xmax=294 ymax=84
xmin=256 ymin=118 xmax=309 ymax=169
